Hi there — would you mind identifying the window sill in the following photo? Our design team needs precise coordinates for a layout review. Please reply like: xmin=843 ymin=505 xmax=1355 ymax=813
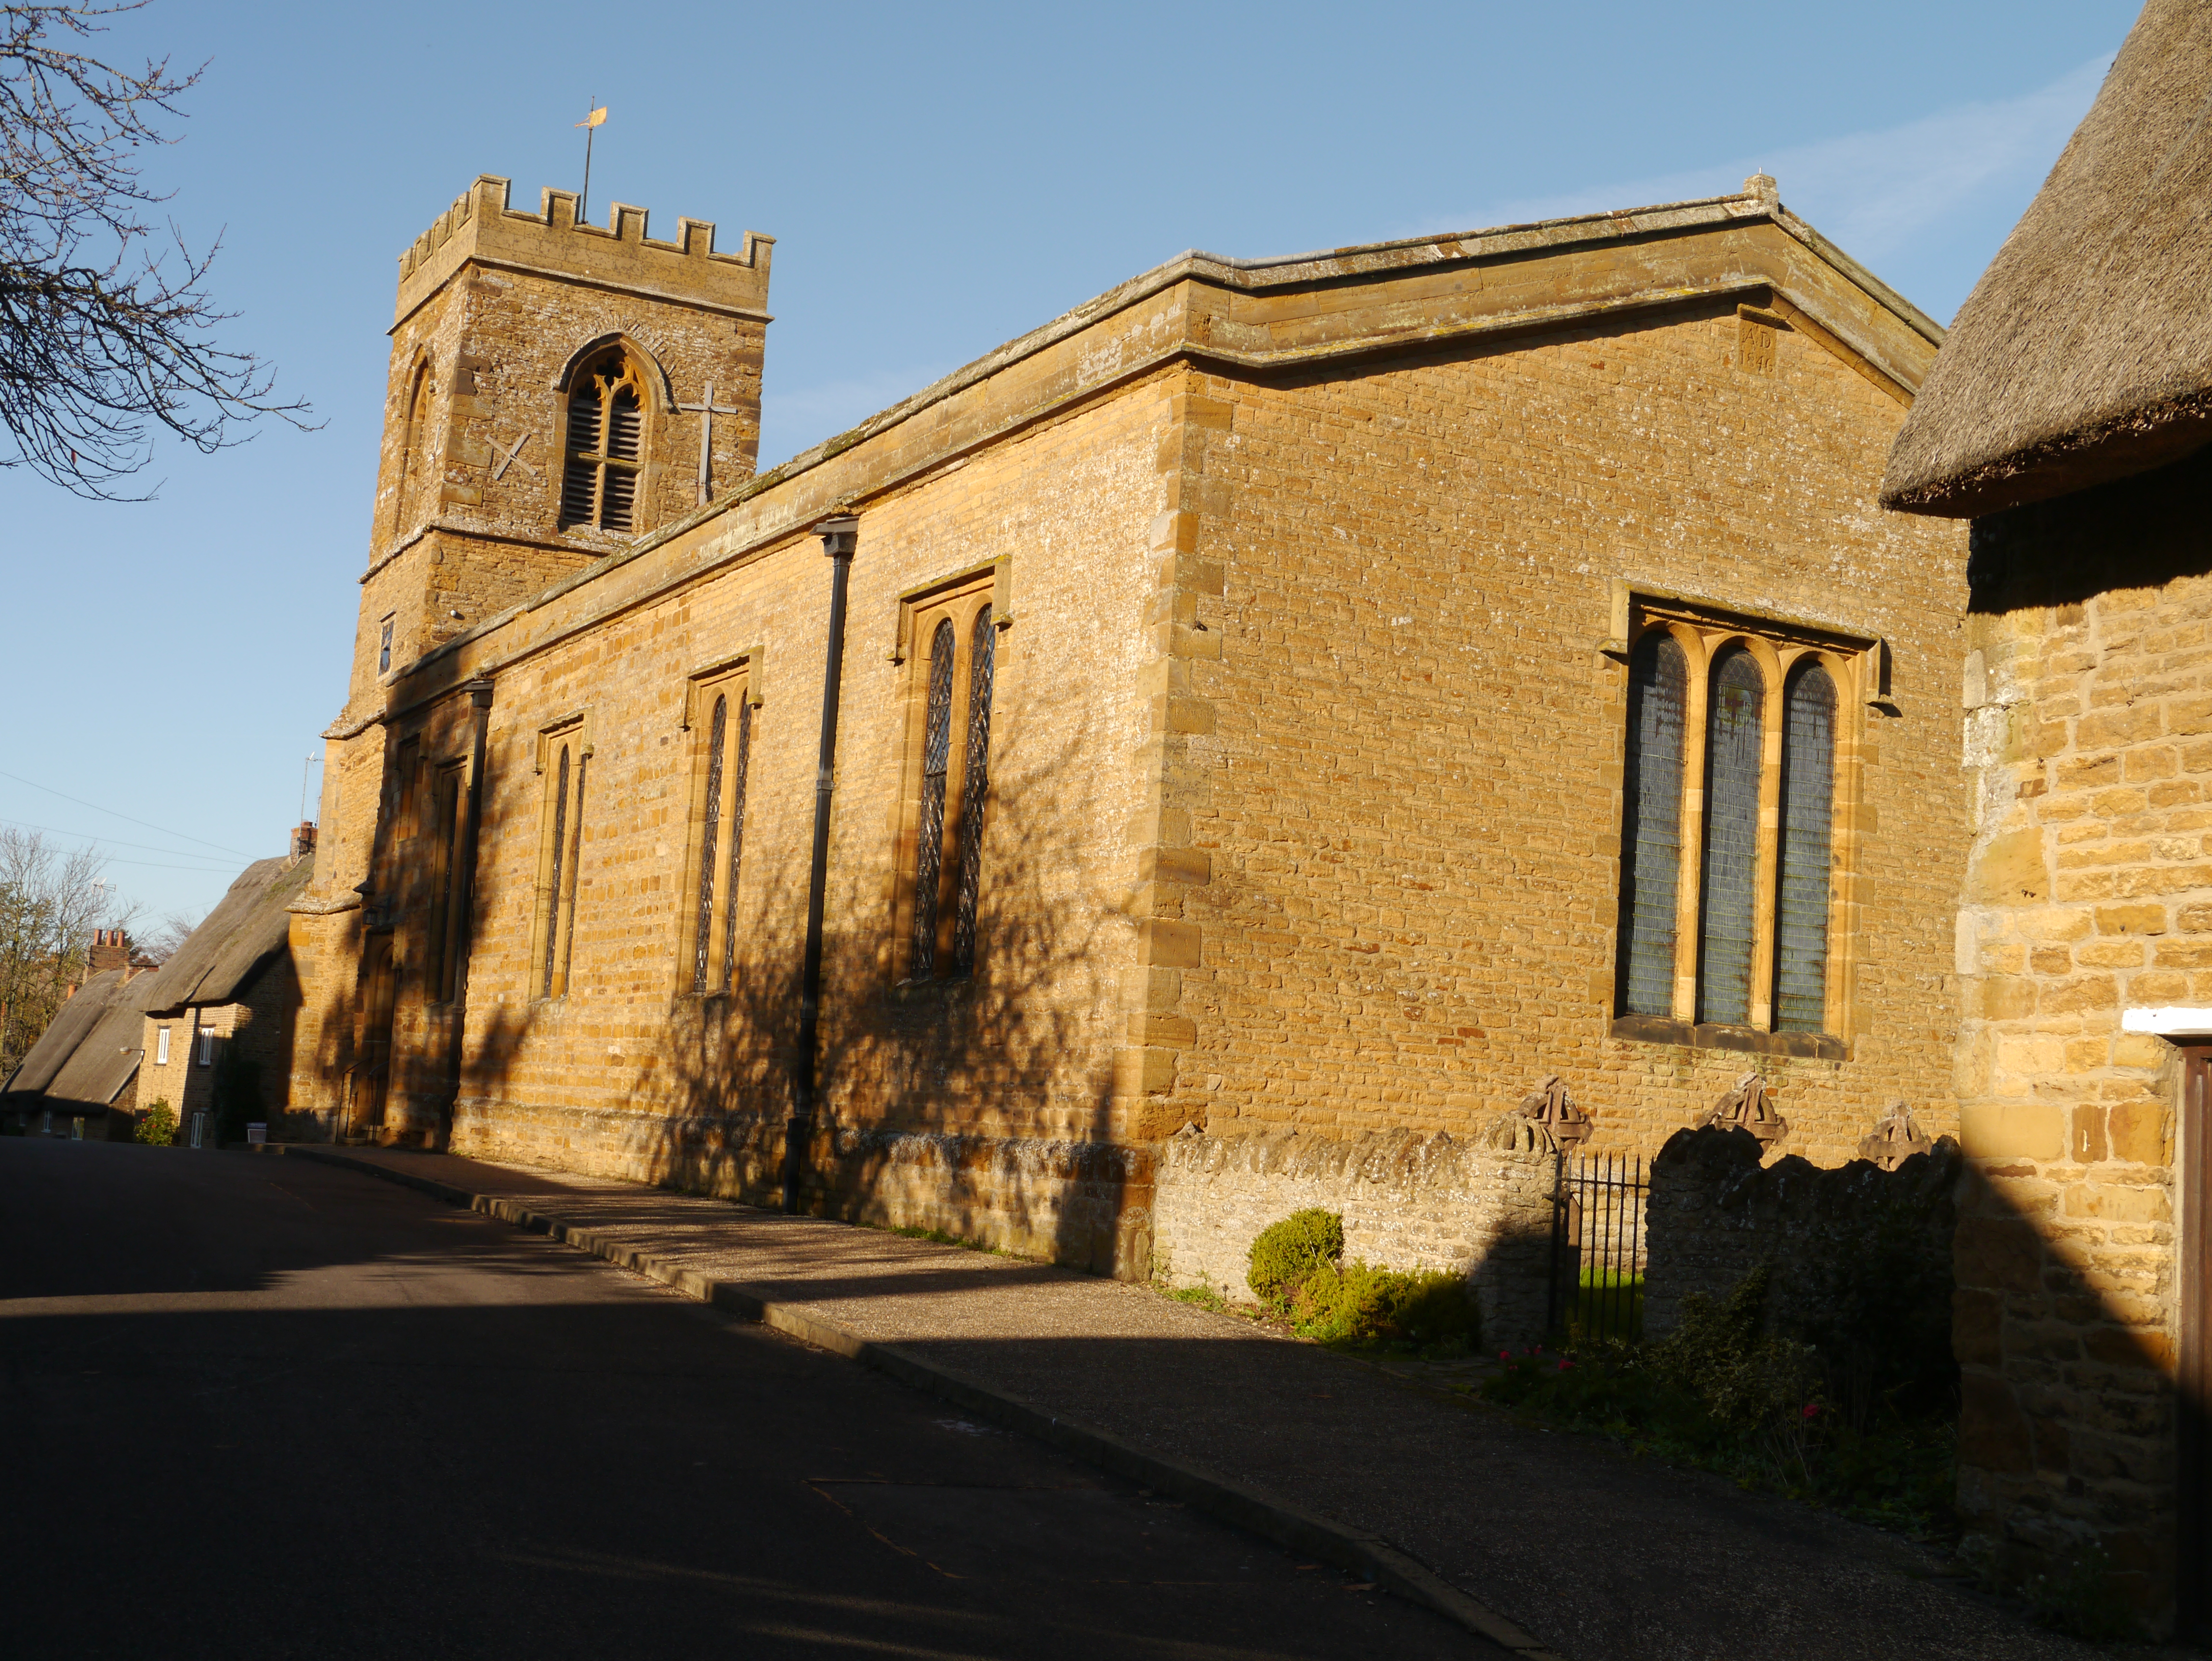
xmin=888 ymin=975 xmax=974 ymax=1007
xmin=1609 ymin=1014 xmax=1848 ymax=1062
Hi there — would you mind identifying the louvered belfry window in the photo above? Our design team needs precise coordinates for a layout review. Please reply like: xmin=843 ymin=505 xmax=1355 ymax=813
xmin=685 ymin=670 xmax=758 ymax=996
xmin=901 ymin=580 xmax=1000 ymax=982
xmin=1697 ymin=647 xmax=1765 ymax=1026
xmin=1617 ymin=632 xmax=1687 ymax=1018
xmin=560 ymin=349 xmax=646 ymax=532
xmin=1774 ymin=663 xmax=1837 ymax=1031
xmin=1613 ymin=607 xmax=1855 ymax=1044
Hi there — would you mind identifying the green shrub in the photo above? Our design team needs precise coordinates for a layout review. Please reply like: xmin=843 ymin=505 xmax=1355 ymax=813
xmin=135 ymin=1099 xmax=177 ymax=1146
xmin=1647 ymin=1264 xmax=1820 ymax=1429
xmin=1247 ymin=1208 xmax=1343 ymax=1308
xmin=1292 ymin=1261 xmax=1478 ymax=1353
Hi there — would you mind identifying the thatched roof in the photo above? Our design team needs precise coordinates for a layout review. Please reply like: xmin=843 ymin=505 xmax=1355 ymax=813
xmin=43 ymin=970 xmax=162 ymax=1111
xmin=1883 ymin=0 xmax=2212 ymax=517
xmin=3 ymin=970 xmax=127 ymax=1099
xmin=137 ymin=855 xmax=313 ymax=1015
xmin=2 ymin=965 xmax=166 ymax=1111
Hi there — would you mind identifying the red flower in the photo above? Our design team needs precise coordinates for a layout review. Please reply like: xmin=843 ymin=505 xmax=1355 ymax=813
xmin=1499 ymin=1350 xmax=1511 ymax=1361
xmin=1558 ymin=1360 xmax=1573 ymax=1371
xmin=1802 ymin=1404 xmax=1821 ymax=1419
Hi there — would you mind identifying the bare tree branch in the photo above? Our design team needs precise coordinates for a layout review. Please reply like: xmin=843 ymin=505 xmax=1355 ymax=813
xmin=0 ymin=2 xmax=314 ymax=499
xmin=0 ymin=827 xmax=134 ymax=1077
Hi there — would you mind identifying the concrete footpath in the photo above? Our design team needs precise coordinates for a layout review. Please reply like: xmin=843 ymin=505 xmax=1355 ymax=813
xmin=279 ymin=1145 xmax=2124 ymax=1661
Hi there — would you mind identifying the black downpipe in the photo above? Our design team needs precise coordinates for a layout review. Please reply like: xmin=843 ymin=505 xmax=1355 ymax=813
xmin=786 ymin=516 xmax=858 ymax=1212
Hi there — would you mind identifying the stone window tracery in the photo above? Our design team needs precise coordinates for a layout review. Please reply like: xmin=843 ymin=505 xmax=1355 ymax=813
xmin=684 ymin=666 xmax=756 ymax=995
xmin=530 ymin=723 xmax=588 ymax=1001
xmin=1612 ymin=597 xmax=1866 ymax=1053
xmin=560 ymin=348 xmax=647 ymax=533
xmin=896 ymin=574 xmax=999 ymax=983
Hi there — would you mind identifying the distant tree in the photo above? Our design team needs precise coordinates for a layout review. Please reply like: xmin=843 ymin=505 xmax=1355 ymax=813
xmin=0 ymin=2 xmax=311 ymax=497
xmin=140 ymin=905 xmax=198 ymax=961
xmin=0 ymin=828 xmax=138 ymax=1078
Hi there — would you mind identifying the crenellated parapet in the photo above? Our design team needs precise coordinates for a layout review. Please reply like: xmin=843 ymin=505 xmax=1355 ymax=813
xmin=394 ymin=174 xmax=773 ymax=330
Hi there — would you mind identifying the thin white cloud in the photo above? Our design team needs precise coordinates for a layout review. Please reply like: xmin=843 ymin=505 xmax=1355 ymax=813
xmin=1412 ymin=53 xmax=2114 ymax=266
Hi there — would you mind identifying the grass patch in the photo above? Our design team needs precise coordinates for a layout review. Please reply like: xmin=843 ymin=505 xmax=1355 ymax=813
xmin=1165 ymin=1284 xmax=1228 ymax=1312
xmin=1563 ymin=1266 xmax=1644 ymax=1341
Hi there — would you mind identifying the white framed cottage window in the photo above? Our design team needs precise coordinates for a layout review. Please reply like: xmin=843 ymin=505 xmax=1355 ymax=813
xmin=196 ymin=1025 xmax=215 ymax=1067
xmin=156 ymin=1026 xmax=170 ymax=1066
xmin=1606 ymin=586 xmax=1881 ymax=1060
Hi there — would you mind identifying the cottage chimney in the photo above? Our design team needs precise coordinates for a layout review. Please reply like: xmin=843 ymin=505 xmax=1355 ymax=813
xmin=86 ymin=928 xmax=129 ymax=977
xmin=290 ymin=821 xmax=318 ymax=863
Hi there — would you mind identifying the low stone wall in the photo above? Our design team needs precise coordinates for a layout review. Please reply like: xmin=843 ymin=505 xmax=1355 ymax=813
xmin=448 ymin=1095 xmax=1153 ymax=1275
xmin=1643 ymin=1124 xmax=1960 ymax=1342
xmin=1150 ymin=1119 xmax=1559 ymax=1347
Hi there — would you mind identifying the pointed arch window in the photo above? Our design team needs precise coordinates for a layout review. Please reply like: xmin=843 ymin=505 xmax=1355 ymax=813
xmin=561 ymin=348 xmax=647 ymax=532
xmin=531 ymin=725 xmax=589 ymax=1001
xmin=685 ymin=664 xmax=758 ymax=995
xmin=1610 ymin=599 xmax=1868 ymax=1055
xmin=1617 ymin=632 xmax=1686 ymax=1019
xmin=395 ymin=361 xmax=433 ymax=536
xmin=1696 ymin=647 xmax=1764 ymax=1026
xmin=1775 ymin=662 xmax=1837 ymax=1032
xmin=897 ymin=571 xmax=1001 ymax=982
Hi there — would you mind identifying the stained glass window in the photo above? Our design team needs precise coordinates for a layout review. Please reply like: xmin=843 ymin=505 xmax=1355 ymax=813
xmin=1618 ymin=632 xmax=1687 ymax=1018
xmin=1774 ymin=662 xmax=1836 ymax=1031
xmin=693 ymin=695 xmax=726 ymax=994
xmin=912 ymin=620 xmax=957 ymax=978
xmin=1697 ymin=646 xmax=1764 ymax=1026
xmin=950 ymin=606 xmax=997 ymax=973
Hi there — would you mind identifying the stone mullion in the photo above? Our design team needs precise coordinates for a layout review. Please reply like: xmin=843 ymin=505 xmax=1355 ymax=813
xmin=1672 ymin=636 xmax=1712 ymax=1022
xmin=1747 ymin=652 xmax=1795 ymax=1030
xmin=1112 ymin=375 xmax=1229 ymax=1142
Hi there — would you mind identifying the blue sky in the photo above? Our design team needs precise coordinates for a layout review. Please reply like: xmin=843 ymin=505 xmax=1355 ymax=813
xmin=0 ymin=0 xmax=2143 ymax=927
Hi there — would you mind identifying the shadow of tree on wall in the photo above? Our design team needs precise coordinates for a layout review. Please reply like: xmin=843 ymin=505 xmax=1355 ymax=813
xmin=450 ymin=729 xmax=1144 ymax=1274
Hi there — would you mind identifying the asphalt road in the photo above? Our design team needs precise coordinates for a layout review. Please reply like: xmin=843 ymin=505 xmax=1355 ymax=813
xmin=0 ymin=1138 xmax=1500 ymax=1661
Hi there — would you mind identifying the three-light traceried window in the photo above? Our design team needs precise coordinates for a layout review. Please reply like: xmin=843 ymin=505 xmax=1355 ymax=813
xmin=901 ymin=580 xmax=998 ymax=981
xmin=686 ymin=670 xmax=756 ymax=995
xmin=560 ymin=348 xmax=647 ymax=533
xmin=1616 ymin=606 xmax=1857 ymax=1040
xmin=531 ymin=728 xmax=588 ymax=1000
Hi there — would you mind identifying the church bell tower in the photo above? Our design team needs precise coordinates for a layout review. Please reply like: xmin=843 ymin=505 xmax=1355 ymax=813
xmin=349 ymin=174 xmax=774 ymax=709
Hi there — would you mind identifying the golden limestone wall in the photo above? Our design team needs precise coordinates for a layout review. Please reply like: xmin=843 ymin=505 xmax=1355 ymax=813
xmin=1948 ymin=450 xmax=2208 ymax=1616
xmin=1149 ymin=308 xmax=1970 ymax=1166
xmin=417 ymin=378 xmax=1169 ymax=1265
xmin=292 ymin=183 xmax=1969 ymax=1278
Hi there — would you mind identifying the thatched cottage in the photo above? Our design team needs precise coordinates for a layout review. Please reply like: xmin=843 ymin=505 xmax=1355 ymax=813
xmin=1882 ymin=0 xmax=2212 ymax=1632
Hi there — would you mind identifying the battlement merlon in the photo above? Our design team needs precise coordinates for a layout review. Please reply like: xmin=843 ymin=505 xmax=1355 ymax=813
xmin=392 ymin=174 xmax=774 ymax=332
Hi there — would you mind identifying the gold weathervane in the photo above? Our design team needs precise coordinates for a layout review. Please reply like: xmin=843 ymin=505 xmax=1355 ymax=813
xmin=576 ymin=101 xmax=608 ymax=224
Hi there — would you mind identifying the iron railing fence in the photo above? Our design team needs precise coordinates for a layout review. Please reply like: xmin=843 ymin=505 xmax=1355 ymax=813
xmin=1546 ymin=1151 xmax=1649 ymax=1345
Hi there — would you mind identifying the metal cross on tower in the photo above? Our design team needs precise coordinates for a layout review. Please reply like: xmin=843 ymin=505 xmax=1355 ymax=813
xmin=675 ymin=382 xmax=741 ymax=506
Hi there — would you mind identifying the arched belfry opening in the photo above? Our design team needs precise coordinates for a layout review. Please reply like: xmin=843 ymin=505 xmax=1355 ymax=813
xmin=560 ymin=346 xmax=649 ymax=532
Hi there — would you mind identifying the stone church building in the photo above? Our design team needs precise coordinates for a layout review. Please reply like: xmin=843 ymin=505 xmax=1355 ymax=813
xmin=286 ymin=170 xmax=1969 ymax=1272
